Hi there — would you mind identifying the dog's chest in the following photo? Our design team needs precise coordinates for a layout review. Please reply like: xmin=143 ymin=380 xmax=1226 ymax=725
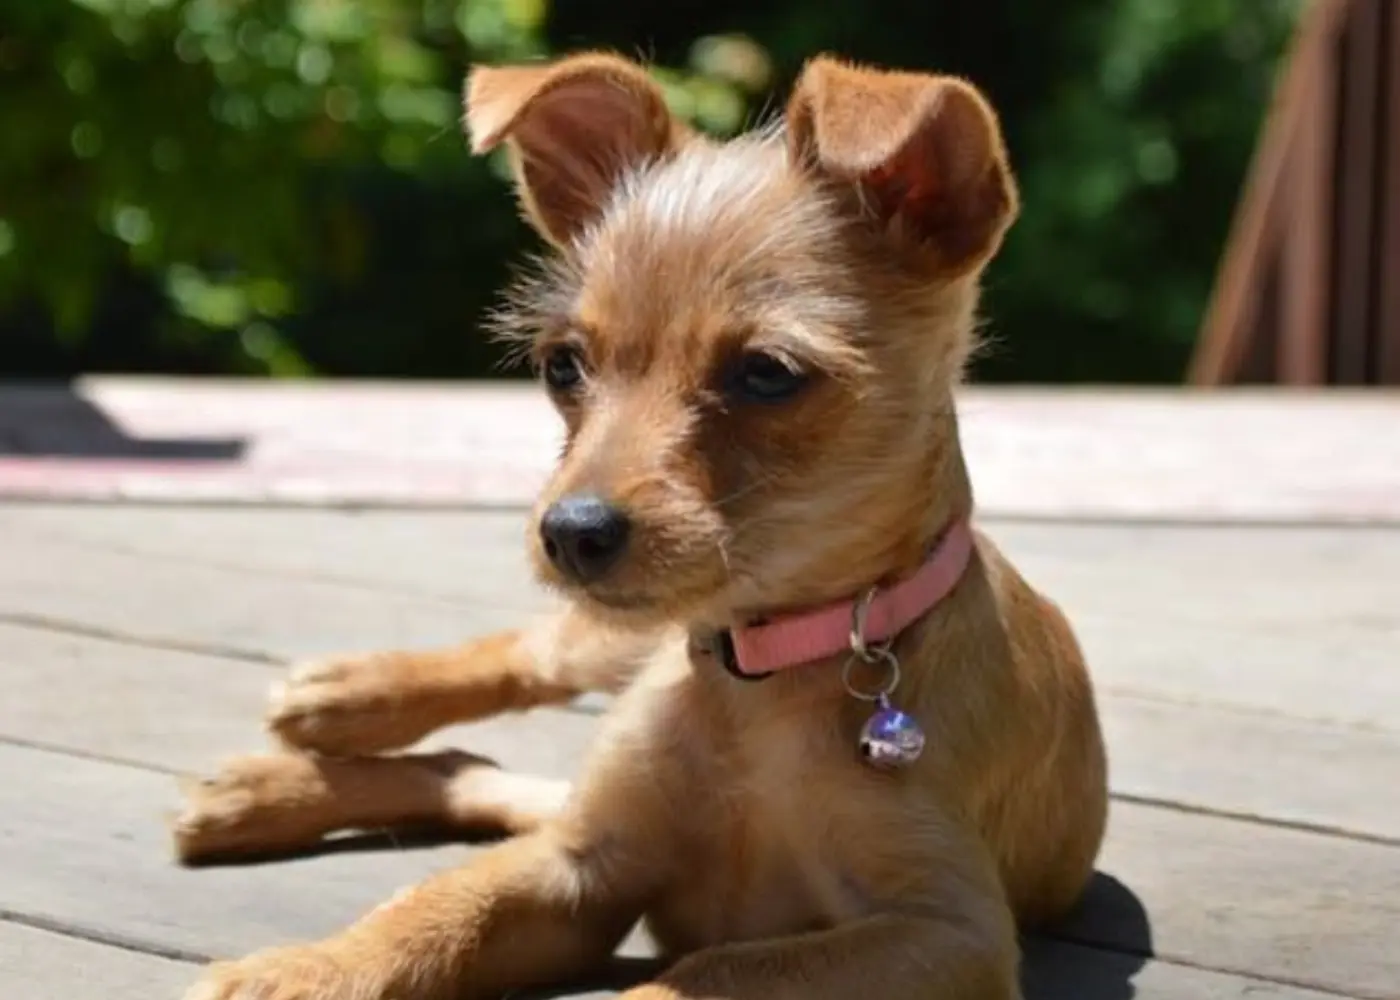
xmin=645 ymin=687 xmax=877 ymax=951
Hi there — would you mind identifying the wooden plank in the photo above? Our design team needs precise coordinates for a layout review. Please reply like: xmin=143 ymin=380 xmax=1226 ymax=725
xmin=1 ymin=741 xmax=1396 ymax=998
xmin=1278 ymin=10 xmax=1335 ymax=385
xmin=1379 ymin=0 xmax=1400 ymax=382
xmin=1068 ymin=801 xmax=1400 ymax=1000
xmin=0 ymin=504 xmax=536 ymax=606
xmin=992 ymin=520 xmax=1400 ymax=732
xmin=1188 ymin=57 xmax=1292 ymax=383
xmin=1330 ymin=0 xmax=1384 ymax=383
xmin=7 ymin=385 xmax=1400 ymax=523
xmin=0 ymin=622 xmax=601 ymax=780
xmin=1019 ymin=939 xmax=1340 ymax=1000
xmin=1236 ymin=241 xmax=1285 ymax=382
xmin=1188 ymin=0 xmax=1345 ymax=384
xmin=0 ymin=523 xmax=544 ymax=663
xmin=0 ymin=924 xmax=1345 ymax=1000
xmin=0 ymin=923 xmax=635 ymax=1000
xmin=1104 ymin=693 xmax=1400 ymax=843
xmin=0 ymin=739 xmax=584 ymax=962
xmin=0 ymin=875 xmax=1345 ymax=1000
xmin=0 ymin=920 xmax=197 ymax=1000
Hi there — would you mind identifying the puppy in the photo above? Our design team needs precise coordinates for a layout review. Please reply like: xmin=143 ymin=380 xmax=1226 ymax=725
xmin=176 ymin=51 xmax=1108 ymax=1000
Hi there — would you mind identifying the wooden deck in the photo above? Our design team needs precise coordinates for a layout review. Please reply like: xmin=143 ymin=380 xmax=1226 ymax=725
xmin=1 ymin=379 xmax=1397 ymax=999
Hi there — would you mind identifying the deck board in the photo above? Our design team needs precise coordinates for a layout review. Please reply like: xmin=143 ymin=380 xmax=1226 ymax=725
xmin=1019 ymin=939 xmax=1341 ymax=1000
xmin=3 ymin=381 xmax=1398 ymax=522
xmin=0 ymin=906 xmax=1341 ymax=1000
xmin=0 ymin=622 xmax=602 ymax=778
xmin=0 ymin=921 xmax=197 ymax=1000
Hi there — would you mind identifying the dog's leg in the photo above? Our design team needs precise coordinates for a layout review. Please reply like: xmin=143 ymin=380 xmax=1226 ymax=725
xmin=180 ymin=701 xmax=681 ymax=1000
xmin=269 ymin=606 xmax=659 ymax=756
xmin=183 ymin=827 xmax=653 ymax=1000
xmin=171 ymin=749 xmax=569 ymax=864
xmin=622 ymin=909 xmax=1020 ymax=1000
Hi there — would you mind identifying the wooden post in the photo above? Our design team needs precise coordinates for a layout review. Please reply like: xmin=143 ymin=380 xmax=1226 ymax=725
xmin=1378 ymin=0 xmax=1400 ymax=382
xmin=1186 ymin=0 xmax=1400 ymax=387
xmin=1330 ymin=0 xmax=1383 ymax=382
xmin=1279 ymin=15 xmax=1336 ymax=385
xmin=1186 ymin=6 xmax=1312 ymax=385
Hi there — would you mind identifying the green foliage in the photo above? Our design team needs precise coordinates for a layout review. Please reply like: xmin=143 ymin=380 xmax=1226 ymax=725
xmin=0 ymin=0 xmax=1301 ymax=381
xmin=0 ymin=0 xmax=762 ymax=375
xmin=980 ymin=0 xmax=1305 ymax=380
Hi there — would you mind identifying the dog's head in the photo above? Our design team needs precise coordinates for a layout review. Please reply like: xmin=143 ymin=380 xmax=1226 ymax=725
xmin=465 ymin=52 xmax=1017 ymax=627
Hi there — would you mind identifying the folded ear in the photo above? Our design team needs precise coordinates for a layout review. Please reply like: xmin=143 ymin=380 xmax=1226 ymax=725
xmin=785 ymin=56 xmax=1018 ymax=275
xmin=464 ymin=53 xmax=685 ymax=248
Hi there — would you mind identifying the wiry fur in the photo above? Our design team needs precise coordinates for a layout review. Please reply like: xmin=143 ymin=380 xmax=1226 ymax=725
xmin=175 ymin=51 xmax=1108 ymax=1000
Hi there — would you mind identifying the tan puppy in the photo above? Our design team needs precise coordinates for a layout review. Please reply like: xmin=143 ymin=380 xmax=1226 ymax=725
xmin=175 ymin=51 xmax=1108 ymax=1000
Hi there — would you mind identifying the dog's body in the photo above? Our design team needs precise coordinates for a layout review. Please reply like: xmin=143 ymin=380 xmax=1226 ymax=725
xmin=178 ymin=51 xmax=1108 ymax=1000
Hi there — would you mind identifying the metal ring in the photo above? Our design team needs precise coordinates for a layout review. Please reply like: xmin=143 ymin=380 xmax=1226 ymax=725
xmin=848 ymin=585 xmax=881 ymax=661
xmin=841 ymin=645 xmax=901 ymax=702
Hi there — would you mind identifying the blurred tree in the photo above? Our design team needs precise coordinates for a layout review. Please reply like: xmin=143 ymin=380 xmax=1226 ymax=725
xmin=0 ymin=0 xmax=1301 ymax=382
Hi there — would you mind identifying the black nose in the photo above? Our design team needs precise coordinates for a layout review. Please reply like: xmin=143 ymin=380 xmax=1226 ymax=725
xmin=539 ymin=493 xmax=632 ymax=582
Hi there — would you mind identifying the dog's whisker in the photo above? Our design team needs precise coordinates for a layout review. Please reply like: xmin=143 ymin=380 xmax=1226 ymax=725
xmin=713 ymin=468 xmax=785 ymax=510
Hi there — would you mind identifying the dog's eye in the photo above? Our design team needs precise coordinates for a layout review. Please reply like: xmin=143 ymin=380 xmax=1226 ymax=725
xmin=541 ymin=345 xmax=586 ymax=393
xmin=729 ymin=351 xmax=810 ymax=403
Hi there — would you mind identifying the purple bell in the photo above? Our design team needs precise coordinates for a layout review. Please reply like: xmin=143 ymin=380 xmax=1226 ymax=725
xmin=858 ymin=695 xmax=926 ymax=770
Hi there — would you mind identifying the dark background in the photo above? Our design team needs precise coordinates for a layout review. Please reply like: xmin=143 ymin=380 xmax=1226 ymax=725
xmin=0 ymin=0 xmax=1302 ymax=383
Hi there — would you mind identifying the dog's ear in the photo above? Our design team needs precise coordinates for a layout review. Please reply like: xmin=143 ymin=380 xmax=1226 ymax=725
xmin=464 ymin=53 xmax=684 ymax=248
xmin=786 ymin=56 xmax=1018 ymax=275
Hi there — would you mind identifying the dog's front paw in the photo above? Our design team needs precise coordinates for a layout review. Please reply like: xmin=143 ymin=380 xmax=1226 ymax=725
xmin=183 ymin=945 xmax=352 ymax=1000
xmin=172 ymin=754 xmax=334 ymax=863
xmin=268 ymin=654 xmax=437 ymax=756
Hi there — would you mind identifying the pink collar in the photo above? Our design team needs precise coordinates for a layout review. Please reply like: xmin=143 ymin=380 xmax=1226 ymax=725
xmin=702 ymin=518 xmax=975 ymax=679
